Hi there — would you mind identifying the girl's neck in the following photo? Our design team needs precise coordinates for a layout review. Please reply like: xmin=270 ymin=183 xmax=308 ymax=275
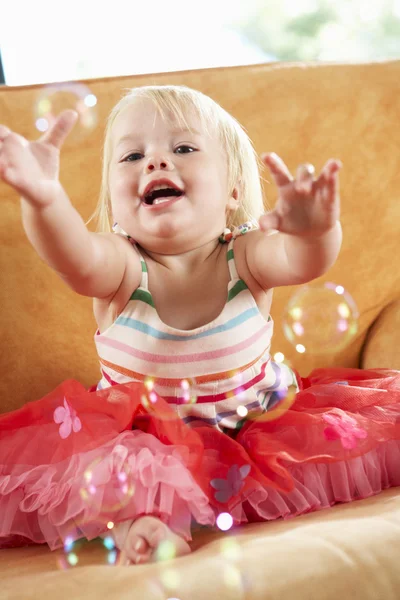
xmin=138 ymin=237 xmax=224 ymax=276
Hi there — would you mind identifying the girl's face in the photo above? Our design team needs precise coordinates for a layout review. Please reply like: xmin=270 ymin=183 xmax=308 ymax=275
xmin=108 ymin=98 xmax=238 ymax=253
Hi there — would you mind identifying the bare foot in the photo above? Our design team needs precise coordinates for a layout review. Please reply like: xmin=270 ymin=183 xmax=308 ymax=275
xmin=117 ymin=516 xmax=191 ymax=566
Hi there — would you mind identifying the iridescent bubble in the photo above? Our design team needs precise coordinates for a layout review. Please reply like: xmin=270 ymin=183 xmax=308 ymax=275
xmin=141 ymin=378 xmax=187 ymax=423
xmin=273 ymin=351 xmax=286 ymax=363
xmin=216 ymin=512 xmax=233 ymax=531
xmin=239 ymin=380 xmax=297 ymax=425
xmin=255 ymin=384 xmax=298 ymax=423
xmin=222 ymin=564 xmax=246 ymax=597
xmin=34 ymin=82 xmax=98 ymax=141
xmin=231 ymin=369 xmax=244 ymax=385
xmin=237 ymin=355 xmax=298 ymax=424
xmin=79 ymin=448 xmax=135 ymax=516
xmin=236 ymin=405 xmax=248 ymax=418
xmin=228 ymin=370 xmax=248 ymax=423
xmin=272 ymin=351 xmax=295 ymax=372
xmin=219 ymin=538 xmax=242 ymax=561
xmin=155 ymin=539 xmax=178 ymax=562
xmin=226 ymin=370 xmax=246 ymax=404
xmin=141 ymin=377 xmax=157 ymax=410
xmin=176 ymin=378 xmax=197 ymax=405
xmin=55 ymin=534 xmax=117 ymax=569
xmin=158 ymin=568 xmax=181 ymax=593
xmin=282 ymin=282 xmax=359 ymax=354
xmin=144 ymin=376 xmax=155 ymax=392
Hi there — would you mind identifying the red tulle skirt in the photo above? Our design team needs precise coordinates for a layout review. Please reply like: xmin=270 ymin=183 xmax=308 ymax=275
xmin=1 ymin=367 xmax=400 ymax=551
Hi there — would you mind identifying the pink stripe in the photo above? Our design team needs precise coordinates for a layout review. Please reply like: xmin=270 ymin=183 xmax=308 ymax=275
xmin=97 ymin=323 xmax=271 ymax=365
xmin=100 ymin=360 xmax=270 ymax=405
xmin=164 ymin=360 xmax=270 ymax=403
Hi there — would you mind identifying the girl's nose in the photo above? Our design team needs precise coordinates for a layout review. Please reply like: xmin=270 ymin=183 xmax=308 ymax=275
xmin=145 ymin=156 xmax=172 ymax=172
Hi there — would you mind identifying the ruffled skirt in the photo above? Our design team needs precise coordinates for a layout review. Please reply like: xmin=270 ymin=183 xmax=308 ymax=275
xmin=1 ymin=367 xmax=399 ymax=550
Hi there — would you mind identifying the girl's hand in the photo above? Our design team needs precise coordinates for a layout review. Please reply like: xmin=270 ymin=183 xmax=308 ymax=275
xmin=259 ymin=152 xmax=342 ymax=237
xmin=0 ymin=110 xmax=78 ymax=207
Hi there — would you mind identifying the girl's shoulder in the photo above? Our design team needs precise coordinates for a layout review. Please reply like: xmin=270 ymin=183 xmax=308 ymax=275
xmin=230 ymin=230 xmax=274 ymax=319
xmin=92 ymin=231 xmax=142 ymax=334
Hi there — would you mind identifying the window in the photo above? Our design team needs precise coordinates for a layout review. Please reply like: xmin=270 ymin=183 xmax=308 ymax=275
xmin=1 ymin=0 xmax=399 ymax=86
xmin=0 ymin=0 xmax=271 ymax=86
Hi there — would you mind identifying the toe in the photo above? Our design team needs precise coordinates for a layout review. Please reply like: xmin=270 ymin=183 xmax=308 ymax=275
xmin=128 ymin=534 xmax=151 ymax=562
xmin=133 ymin=536 xmax=147 ymax=553
xmin=134 ymin=551 xmax=153 ymax=564
xmin=117 ymin=549 xmax=131 ymax=567
xmin=148 ymin=527 xmax=167 ymax=548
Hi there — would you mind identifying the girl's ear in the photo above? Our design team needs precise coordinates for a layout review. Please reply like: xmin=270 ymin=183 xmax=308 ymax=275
xmin=226 ymin=184 xmax=240 ymax=212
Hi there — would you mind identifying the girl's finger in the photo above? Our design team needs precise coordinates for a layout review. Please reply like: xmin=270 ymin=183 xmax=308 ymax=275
xmin=327 ymin=170 xmax=340 ymax=208
xmin=39 ymin=110 xmax=78 ymax=149
xmin=3 ymin=132 xmax=29 ymax=149
xmin=261 ymin=152 xmax=293 ymax=188
xmin=117 ymin=548 xmax=131 ymax=566
xmin=317 ymin=168 xmax=340 ymax=212
xmin=297 ymin=163 xmax=315 ymax=178
xmin=0 ymin=125 xmax=11 ymax=141
xmin=295 ymin=162 xmax=315 ymax=194
xmin=259 ymin=211 xmax=281 ymax=232
xmin=317 ymin=159 xmax=342 ymax=184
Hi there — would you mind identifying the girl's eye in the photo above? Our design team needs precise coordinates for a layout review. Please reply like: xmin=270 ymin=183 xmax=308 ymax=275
xmin=123 ymin=145 xmax=195 ymax=162
xmin=124 ymin=152 xmax=143 ymax=162
xmin=175 ymin=145 xmax=196 ymax=154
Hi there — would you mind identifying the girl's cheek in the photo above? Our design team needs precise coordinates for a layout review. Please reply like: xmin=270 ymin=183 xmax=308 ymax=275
xmin=111 ymin=176 xmax=135 ymax=196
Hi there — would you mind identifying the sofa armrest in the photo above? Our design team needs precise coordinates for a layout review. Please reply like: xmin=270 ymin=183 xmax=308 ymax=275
xmin=361 ymin=300 xmax=400 ymax=369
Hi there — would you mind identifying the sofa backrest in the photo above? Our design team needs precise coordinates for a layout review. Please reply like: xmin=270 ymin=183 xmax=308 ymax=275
xmin=1 ymin=61 xmax=399 ymax=411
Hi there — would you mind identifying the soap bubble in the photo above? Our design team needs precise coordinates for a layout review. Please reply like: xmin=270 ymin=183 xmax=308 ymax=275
xmin=158 ymin=568 xmax=181 ymax=593
xmin=219 ymin=538 xmax=242 ymax=561
xmin=219 ymin=539 xmax=248 ymax=598
xmin=56 ymin=534 xmax=117 ymax=569
xmin=176 ymin=378 xmax=197 ymax=405
xmin=238 ymin=359 xmax=298 ymax=424
xmin=155 ymin=539 xmax=178 ymax=562
xmin=34 ymin=82 xmax=98 ymax=141
xmin=222 ymin=564 xmax=246 ymax=596
xmin=283 ymin=282 xmax=359 ymax=354
xmin=236 ymin=404 xmax=248 ymax=418
xmin=237 ymin=385 xmax=296 ymax=424
xmin=216 ymin=512 xmax=234 ymax=531
xmin=253 ymin=383 xmax=298 ymax=423
xmin=79 ymin=447 xmax=135 ymax=515
xmin=140 ymin=377 xmax=197 ymax=422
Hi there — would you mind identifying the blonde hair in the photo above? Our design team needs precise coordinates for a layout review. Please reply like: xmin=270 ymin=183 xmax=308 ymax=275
xmin=86 ymin=84 xmax=266 ymax=232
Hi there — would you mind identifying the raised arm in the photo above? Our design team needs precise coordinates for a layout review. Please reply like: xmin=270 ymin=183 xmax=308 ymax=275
xmin=20 ymin=186 xmax=133 ymax=298
xmin=245 ymin=153 xmax=342 ymax=289
xmin=0 ymin=111 xmax=138 ymax=299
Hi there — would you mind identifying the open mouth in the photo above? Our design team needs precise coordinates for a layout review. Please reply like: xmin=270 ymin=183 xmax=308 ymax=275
xmin=142 ymin=186 xmax=184 ymax=206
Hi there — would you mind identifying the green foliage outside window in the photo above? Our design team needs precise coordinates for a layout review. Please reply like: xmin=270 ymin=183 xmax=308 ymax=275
xmin=229 ymin=0 xmax=400 ymax=61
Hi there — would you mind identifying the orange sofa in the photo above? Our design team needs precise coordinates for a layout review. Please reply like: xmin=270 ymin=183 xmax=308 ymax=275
xmin=1 ymin=60 xmax=400 ymax=599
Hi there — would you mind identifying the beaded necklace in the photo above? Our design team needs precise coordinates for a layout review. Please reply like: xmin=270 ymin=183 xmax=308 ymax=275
xmin=218 ymin=220 xmax=258 ymax=244
xmin=112 ymin=220 xmax=259 ymax=245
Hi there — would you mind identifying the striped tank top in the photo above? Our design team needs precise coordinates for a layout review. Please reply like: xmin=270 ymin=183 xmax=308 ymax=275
xmin=94 ymin=234 xmax=297 ymax=431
